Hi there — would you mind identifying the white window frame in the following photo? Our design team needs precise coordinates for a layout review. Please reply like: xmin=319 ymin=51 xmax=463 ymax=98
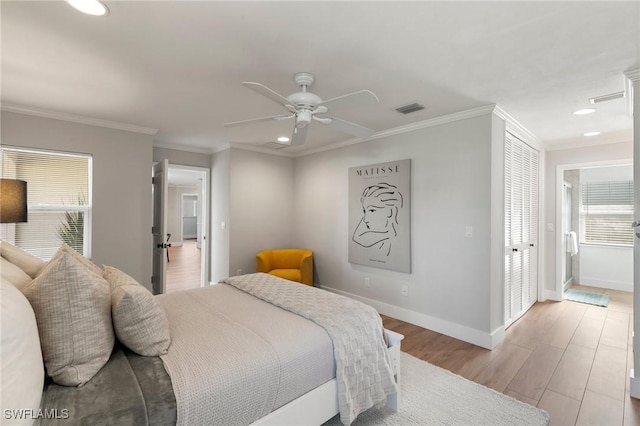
xmin=0 ymin=146 xmax=93 ymax=260
xmin=580 ymin=180 xmax=633 ymax=247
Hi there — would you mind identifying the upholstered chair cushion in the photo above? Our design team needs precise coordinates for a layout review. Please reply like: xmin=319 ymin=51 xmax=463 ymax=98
xmin=256 ymin=249 xmax=313 ymax=285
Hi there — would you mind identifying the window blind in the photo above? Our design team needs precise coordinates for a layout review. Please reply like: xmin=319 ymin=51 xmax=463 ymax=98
xmin=0 ymin=147 xmax=91 ymax=260
xmin=581 ymin=180 xmax=633 ymax=246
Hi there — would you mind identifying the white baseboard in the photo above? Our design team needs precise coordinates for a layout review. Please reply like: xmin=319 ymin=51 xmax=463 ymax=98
xmin=563 ymin=277 xmax=573 ymax=292
xmin=631 ymin=370 xmax=640 ymax=399
xmin=543 ymin=289 xmax=563 ymax=302
xmin=320 ymin=285 xmax=501 ymax=349
xmin=579 ymin=277 xmax=633 ymax=293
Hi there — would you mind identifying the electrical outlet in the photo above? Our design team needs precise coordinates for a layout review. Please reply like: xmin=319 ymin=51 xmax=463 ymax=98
xmin=401 ymin=285 xmax=408 ymax=296
xmin=236 ymin=269 xmax=242 ymax=276
xmin=364 ymin=277 xmax=371 ymax=287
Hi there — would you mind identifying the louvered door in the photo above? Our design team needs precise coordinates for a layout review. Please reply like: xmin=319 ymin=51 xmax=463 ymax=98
xmin=505 ymin=133 xmax=539 ymax=327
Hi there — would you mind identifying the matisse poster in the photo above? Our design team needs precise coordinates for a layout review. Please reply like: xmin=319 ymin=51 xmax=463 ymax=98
xmin=348 ymin=159 xmax=411 ymax=273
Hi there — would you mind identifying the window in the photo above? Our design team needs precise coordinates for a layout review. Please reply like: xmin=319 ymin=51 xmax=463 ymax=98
xmin=0 ymin=147 xmax=92 ymax=260
xmin=580 ymin=180 xmax=633 ymax=246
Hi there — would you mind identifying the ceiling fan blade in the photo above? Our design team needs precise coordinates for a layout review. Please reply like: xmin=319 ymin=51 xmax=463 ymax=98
xmin=291 ymin=125 xmax=308 ymax=146
xmin=319 ymin=90 xmax=379 ymax=113
xmin=242 ymin=82 xmax=292 ymax=108
xmin=224 ymin=114 xmax=292 ymax=128
xmin=326 ymin=117 xmax=375 ymax=139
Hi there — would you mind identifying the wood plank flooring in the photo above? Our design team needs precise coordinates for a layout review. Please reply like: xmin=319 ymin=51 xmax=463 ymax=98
xmin=166 ymin=239 xmax=202 ymax=293
xmin=382 ymin=284 xmax=639 ymax=426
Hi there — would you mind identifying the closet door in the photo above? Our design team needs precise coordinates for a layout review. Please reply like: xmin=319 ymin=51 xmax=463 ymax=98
xmin=505 ymin=133 xmax=539 ymax=327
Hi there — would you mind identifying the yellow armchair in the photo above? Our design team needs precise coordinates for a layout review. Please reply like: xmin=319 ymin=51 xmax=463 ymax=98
xmin=256 ymin=249 xmax=314 ymax=286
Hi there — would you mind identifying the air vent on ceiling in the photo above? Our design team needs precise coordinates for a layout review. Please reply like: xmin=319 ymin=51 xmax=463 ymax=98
xmin=395 ymin=103 xmax=426 ymax=114
xmin=589 ymin=91 xmax=625 ymax=104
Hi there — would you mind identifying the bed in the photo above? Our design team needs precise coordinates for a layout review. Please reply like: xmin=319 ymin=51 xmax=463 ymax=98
xmin=0 ymin=241 xmax=401 ymax=426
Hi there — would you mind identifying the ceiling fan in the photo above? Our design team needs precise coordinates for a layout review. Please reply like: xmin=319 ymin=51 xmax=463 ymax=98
xmin=224 ymin=72 xmax=379 ymax=146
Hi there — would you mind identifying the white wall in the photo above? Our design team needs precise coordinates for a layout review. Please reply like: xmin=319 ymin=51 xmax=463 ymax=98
xmin=1 ymin=111 xmax=154 ymax=287
xmin=543 ymin=142 xmax=633 ymax=299
xmin=578 ymin=163 xmax=633 ymax=292
xmin=294 ymin=114 xmax=497 ymax=346
xmin=580 ymin=244 xmax=633 ymax=291
xmin=168 ymin=185 xmax=199 ymax=244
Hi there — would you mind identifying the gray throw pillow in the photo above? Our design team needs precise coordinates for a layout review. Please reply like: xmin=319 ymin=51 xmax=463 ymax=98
xmin=103 ymin=266 xmax=171 ymax=356
xmin=22 ymin=249 xmax=114 ymax=386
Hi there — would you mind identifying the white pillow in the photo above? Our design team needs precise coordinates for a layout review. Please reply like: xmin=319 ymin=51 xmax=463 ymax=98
xmin=0 ymin=257 xmax=32 ymax=291
xmin=22 ymin=249 xmax=114 ymax=386
xmin=0 ymin=278 xmax=44 ymax=425
xmin=0 ymin=240 xmax=45 ymax=279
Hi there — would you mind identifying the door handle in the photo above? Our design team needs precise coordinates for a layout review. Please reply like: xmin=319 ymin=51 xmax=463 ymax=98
xmin=156 ymin=243 xmax=172 ymax=249
xmin=512 ymin=248 xmax=518 ymax=252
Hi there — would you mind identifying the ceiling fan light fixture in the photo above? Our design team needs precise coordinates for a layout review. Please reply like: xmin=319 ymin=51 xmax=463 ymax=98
xmin=65 ymin=0 xmax=109 ymax=16
xmin=573 ymin=108 xmax=595 ymax=115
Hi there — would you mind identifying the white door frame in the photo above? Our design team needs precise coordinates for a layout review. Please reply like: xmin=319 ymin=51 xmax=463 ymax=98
xmin=553 ymin=159 xmax=632 ymax=300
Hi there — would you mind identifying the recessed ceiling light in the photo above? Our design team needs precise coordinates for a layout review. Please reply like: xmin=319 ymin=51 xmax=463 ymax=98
xmin=573 ymin=108 xmax=596 ymax=115
xmin=583 ymin=131 xmax=601 ymax=137
xmin=65 ymin=0 xmax=109 ymax=16
xmin=277 ymin=136 xmax=290 ymax=143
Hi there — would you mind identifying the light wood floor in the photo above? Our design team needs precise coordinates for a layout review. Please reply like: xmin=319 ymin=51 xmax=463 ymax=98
xmin=382 ymin=284 xmax=639 ymax=426
xmin=166 ymin=239 xmax=202 ymax=293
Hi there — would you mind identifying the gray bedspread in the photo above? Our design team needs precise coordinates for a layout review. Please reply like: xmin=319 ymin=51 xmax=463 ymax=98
xmin=222 ymin=273 xmax=397 ymax=425
xmin=37 ymin=343 xmax=176 ymax=426
xmin=157 ymin=282 xmax=336 ymax=426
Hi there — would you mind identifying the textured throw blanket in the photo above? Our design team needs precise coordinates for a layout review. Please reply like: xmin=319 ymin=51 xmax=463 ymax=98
xmin=222 ymin=273 xmax=397 ymax=425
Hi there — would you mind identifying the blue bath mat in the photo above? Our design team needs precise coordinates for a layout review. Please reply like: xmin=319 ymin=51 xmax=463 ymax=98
xmin=564 ymin=289 xmax=610 ymax=307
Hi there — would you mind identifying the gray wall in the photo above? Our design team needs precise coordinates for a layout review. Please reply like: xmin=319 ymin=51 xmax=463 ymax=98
xmin=229 ymin=149 xmax=295 ymax=277
xmin=210 ymin=149 xmax=231 ymax=282
xmin=168 ymin=185 xmax=199 ymax=244
xmin=153 ymin=146 xmax=212 ymax=169
xmin=209 ymin=148 xmax=295 ymax=282
xmin=294 ymin=114 xmax=497 ymax=343
xmin=1 ymin=111 xmax=154 ymax=287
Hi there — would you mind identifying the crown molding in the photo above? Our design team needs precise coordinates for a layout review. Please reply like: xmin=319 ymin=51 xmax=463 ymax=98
xmin=298 ymin=104 xmax=498 ymax=157
xmin=492 ymin=105 xmax=541 ymax=149
xmin=229 ymin=142 xmax=295 ymax=158
xmin=1 ymin=103 xmax=158 ymax=135
xmin=544 ymin=133 xmax=632 ymax=152
xmin=153 ymin=141 xmax=214 ymax=155
xmin=624 ymin=68 xmax=640 ymax=82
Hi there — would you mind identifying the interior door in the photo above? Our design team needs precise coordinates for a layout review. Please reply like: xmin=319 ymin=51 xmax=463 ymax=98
xmin=152 ymin=159 xmax=169 ymax=294
xmin=505 ymin=133 xmax=539 ymax=327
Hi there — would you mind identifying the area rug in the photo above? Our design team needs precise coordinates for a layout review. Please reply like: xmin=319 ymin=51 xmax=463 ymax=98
xmin=564 ymin=289 xmax=610 ymax=307
xmin=324 ymin=352 xmax=549 ymax=426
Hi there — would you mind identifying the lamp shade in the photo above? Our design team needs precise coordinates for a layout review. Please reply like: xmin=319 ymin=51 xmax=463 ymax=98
xmin=0 ymin=179 xmax=28 ymax=223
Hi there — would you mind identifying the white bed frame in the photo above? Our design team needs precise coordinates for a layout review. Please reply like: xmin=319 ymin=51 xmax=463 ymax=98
xmin=252 ymin=329 xmax=404 ymax=426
